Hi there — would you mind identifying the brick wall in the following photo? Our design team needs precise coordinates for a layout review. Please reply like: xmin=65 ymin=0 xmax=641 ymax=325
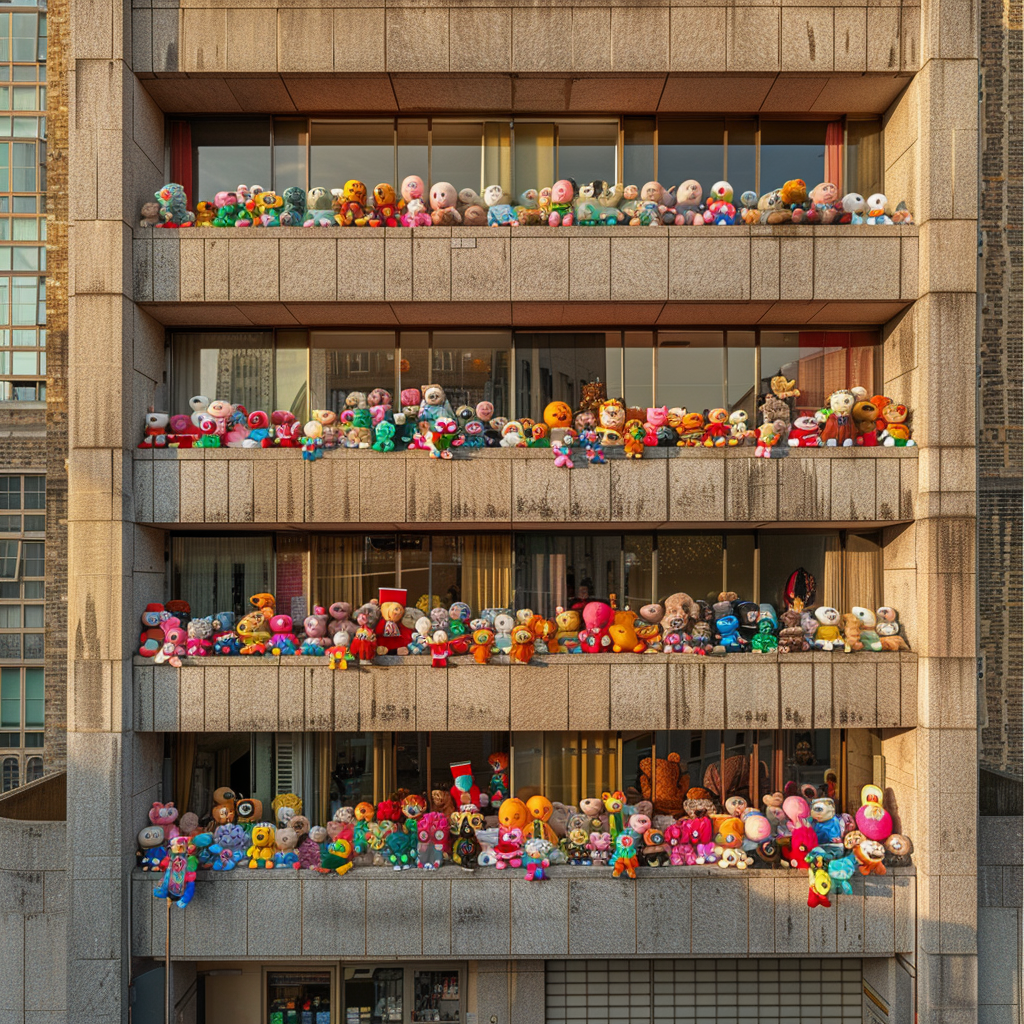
xmin=43 ymin=0 xmax=68 ymax=774
xmin=979 ymin=0 xmax=1023 ymax=780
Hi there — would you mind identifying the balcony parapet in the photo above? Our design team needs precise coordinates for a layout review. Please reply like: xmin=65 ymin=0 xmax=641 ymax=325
xmin=130 ymin=445 xmax=918 ymax=528
xmin=128 ymin=225 xmax=919 ymax=327
xmin=130 ymin=866 xmax=916 ymax=960
xmin=131 ymin=651 xmax=919 ymax=733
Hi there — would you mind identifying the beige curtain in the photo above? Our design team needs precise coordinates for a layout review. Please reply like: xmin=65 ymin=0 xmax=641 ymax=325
xmin=514 ymin=123 xmax=555 ymax=196
xmin=313 ymin=535 xmax=395 ymax=609
xmin=461 ymin=535 xmax=511 ymax=610
xmin=822 ymin=534 xmax=842 ymax=609
xmin=843 ymin=534 xmax=883 ymax=612
xmin=483 ymin=122 xmax=512 ymax=198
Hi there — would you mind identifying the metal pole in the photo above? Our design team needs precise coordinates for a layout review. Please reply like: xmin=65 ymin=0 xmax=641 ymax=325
xmin=165 ymin=897 xmax=171 ymax=1024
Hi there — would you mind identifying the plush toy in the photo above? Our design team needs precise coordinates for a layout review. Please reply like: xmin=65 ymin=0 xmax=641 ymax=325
xmin=137 ymin=826 xmax=166 ymax=871
xmin=880 ymin=403 xmax=916 ymax=446
xmin=367 ymin=183 xmax=401 ymax=227
xmin=849 ymin=607 xmax=884 ymax=651
xmin=811 ymin=607 xmax=842 ymax=650
xmin=450 ymin=809 xmax=484 ymax=870
xmin=547 ymin=179 xmax=575 ymax=226
xmin=483 ymin=184 xmax=519 ymax=226
xmin=209 ymin=823 xmax=247 ymax=871
xmin=317 ymin=837 xmax=354 ymax=876
xmin=154 ymin=183 xmax=195 ymax=228
xmin=332 ymin=180 xmax=369 ymax=226
xmin=429 ymin=182 xmax=462 ymax=225
xmin=610 ymin=828 xmax=640 ymax=878
xmin=416 ymin=812 xmax=449 ymax=869
xmin=522 ymin=837 xmax=553 ymax=881
xmin=149 ymin=801 xmax=180 ymax=840
xmin=153 ymin=836 xmax=197 ymax=908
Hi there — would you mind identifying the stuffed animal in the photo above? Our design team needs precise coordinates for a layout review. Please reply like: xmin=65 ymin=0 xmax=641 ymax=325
xmin=153 ymin=836 xmax=198 ymax=908
xmin=137 ymin=826 xmax=166 ymax=871
xmin=246 ymin=823 xmax=277 ymax=869
xmin=610 ymin=828 xmax=641 ymax=878
xmin=450 ymin=810 xmax=484 ymax=870
xmin=429 ymin=182 xmax=462 ymax=225
xmin=522 ymin=837 xmax=553 ymax=881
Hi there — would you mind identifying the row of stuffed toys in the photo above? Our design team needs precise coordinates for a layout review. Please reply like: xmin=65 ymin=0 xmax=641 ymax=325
xmin=139 ymin=571 xmax=910 ymax=667
xmin=142 ymin=179 xmax=914 ymax=230
xmin=138 ymin=380 xmax=916 ymax=457
xmin=144 ymin=763 xmax=912 ymax=911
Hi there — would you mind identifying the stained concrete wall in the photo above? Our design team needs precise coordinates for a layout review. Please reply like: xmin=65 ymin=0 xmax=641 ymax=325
xmin=978 ymin=816 xmax=1023 ymax=1024
xmin=0 ymin=817 xmax=68 ymax=1023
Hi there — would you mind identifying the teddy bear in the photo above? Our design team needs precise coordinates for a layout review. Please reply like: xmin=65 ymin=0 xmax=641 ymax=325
xmin=210 ymin=786 xmax=236 ymax=825
xmin=852 ymin=400 xmax=880 ymax=445
xmin=660 ymin=592 xmax=699 ymax=634
xmin=638 ymin=751 xmax=690 ymax=816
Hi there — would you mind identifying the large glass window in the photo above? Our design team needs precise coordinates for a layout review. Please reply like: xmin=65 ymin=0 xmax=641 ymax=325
xmin=329 ymin=732 xmax=375 ymax=813
xmin=170 ymin=331 xmax=307 ymax=421
xmin=430 ymin=332 xmax=511 ymax=417
xmin=846 ymin=119 xmax=883 ymax=197
xmin=170 ymin=534 xmax=274 ymax=617
xmin=190 ymin=119 xmax=271 ymax=207
xmin=759 ymin=121 xmax=828 ymax=192
xmin=514 ymin=333 xmax=622 ymax=422
xmin=514 ymin=533 xmax=624 ymax=612
xmin=312 ymin=331 xmax=396 ymax=414
xmin=657 ymin=120 xmax=725 ymax=193
xmin=310 ymin=120 xmax=394 ymax=192
xmin=514 ymin=731 xmax=619 ymax=806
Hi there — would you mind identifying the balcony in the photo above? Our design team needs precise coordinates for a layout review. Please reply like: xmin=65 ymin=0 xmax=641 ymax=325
xmin=131 ymin=5 xmax=920 ymax=89
xmin=131 ymin=651 xmax=919 ymax=733
xmin=130 ymin=866 xmax=916 ymax=959
xmin=132 ymin=446 xmax=918 ymax=528
xmin=130 ymin=225 xmax=919 ymax=327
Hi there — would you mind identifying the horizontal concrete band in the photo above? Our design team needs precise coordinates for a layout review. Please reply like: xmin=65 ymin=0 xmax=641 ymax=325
xmin=127 ymin=6 xmax=921 ymax=81
xmin=130 ymin=446 xmax=919 ymax=526
xmin=130 ymin=652 xmax=919 ymax=732
xmin=128 ymin=226 xmax=920 ymax=311
xmin=130 ymin=868 xmax=916 ymax=959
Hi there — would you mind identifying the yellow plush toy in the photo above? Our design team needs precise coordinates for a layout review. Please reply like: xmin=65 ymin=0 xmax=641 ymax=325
xmin=247 ymin=824 xmax=276 ymax=869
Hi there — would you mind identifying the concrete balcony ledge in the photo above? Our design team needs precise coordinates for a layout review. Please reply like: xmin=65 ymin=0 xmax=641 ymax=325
xmin=128 ymin=225 xmax=919 ymax=327
xmin=130 ymin=868 xmax=916 ymax=960
xmin=131 ymin=651 xmax=919 ymax=733
xmin=130 ymin=445 xmax=918 ymax=527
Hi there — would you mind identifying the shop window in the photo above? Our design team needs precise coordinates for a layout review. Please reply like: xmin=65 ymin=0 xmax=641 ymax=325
xmin=513 ymin=731 xmax=619 ymax=806
xmin=170 ymin=534 xmax=274 ymax=617
xmin=412 ymin=970 xmax=461 ymax=1024
xmin=190 ymin=119 xmax=271 ymax=210
xmin=268 ymin=970 xmax=333 ymax=1024
xmin=343 ymin=966 xmax=403 ymax=1024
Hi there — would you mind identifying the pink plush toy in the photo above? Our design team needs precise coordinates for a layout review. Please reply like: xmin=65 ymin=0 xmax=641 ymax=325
xmin=150 ymin=801 xmax=181 ymax=840
xmin=854 ymin=785 xmax=893 ymax=841
xmin=429 ymin=182 xmax=462 ymax=225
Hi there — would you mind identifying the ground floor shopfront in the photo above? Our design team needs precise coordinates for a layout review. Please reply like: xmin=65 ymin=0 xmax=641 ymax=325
xmin=152 ymin=957 xmax=909 ymax=1024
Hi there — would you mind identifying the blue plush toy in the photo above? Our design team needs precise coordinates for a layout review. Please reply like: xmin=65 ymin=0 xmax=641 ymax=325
xmin=827 ymin=852 xmax=858 ymax=895
xmin=210 ymin=824 xmax=247 ymax=871
xmin=715 ymin=614 xmax=746 ymax=651
xmin=191 ymin=831 xmax=217 ymax=869
xmin=153 ymin=836 xmax=197 ymax=909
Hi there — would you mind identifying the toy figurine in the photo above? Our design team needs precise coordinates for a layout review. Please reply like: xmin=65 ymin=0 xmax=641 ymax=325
xmin=610 ymin=829 xmax=641 ymax=878
xmin=416 ymin=812 xmax=449 ymax=869
xmin=153 ymin=835 xmax=198 ymax=908
xmin=450 ymin=810 xmax=484 ymax=871
xmin=319 ymin=837 xmax=355 ymax=876
xmin=137 ymin=825 xmax=166 ymax=871
xmin=470 ymin=627 xmax=495 ymax=664
xmin=522 ymin=837 xmax=553 ymax=880
xmin=494 ymin=826 xmax=523 ymax=869
xmin=153 ymin=183 xmax=195 ymax=228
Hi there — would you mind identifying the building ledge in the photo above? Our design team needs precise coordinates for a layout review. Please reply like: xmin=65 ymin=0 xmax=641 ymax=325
xmin=131 ymin=652 xmax=919 ymax=732
xmin=130 ymin=445 xmax=919 ymax=527
xmin=127 ymin=225 xmax=919 ymax=326
xmin=130 ymin=868 xmax=916 ymax=959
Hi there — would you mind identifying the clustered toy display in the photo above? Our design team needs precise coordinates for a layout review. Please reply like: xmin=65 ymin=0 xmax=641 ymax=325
xmin=138 ymin=379 xmax=916 ymax=456
xmin=142 ymin=178 xmax=913 ymax=229
xmin=144 ymin=779 xmax=912 ymax=913
xmin=139 ymin=573 xmax=910 ymax=667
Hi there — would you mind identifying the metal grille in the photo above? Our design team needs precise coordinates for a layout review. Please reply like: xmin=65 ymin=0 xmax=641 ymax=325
xmin=545 ymin=959 xmax=863 ymax=1024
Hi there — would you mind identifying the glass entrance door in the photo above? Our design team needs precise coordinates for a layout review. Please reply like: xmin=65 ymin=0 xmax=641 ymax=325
xmin=411 ymin=969 xmax=461 ymax=1024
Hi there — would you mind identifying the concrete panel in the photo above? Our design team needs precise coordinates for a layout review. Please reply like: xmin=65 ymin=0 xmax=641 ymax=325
xmin=366 ymin=878 xmax=424 ymax=956
xmin=511 ymin=877 xmax=569 ymax=956
xmin=610 ymin=661 xmax=668 ymax=729
xmin=610 ymin=459 xmax=667 ymax=521
xmin=511 ymin=662 xmax=569 ymax=731
xmin=301 ymin=876 xmax=367 ymax=955
xmin=568 ymin=879 xmax=636 ymax=954
xmin=359 ymin=663 xmax=417 ymax=730
xmin=636 ymin=876 xmax=692 ymax=954
xmin=691 ymin=875 xmax=748 ymax=953
xmin=451 ymin=878 xmax=510 ymax=956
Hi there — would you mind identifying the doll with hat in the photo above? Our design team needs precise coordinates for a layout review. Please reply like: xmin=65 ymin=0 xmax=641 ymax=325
xmin=373 ymin=587 xmax=414 ymax=655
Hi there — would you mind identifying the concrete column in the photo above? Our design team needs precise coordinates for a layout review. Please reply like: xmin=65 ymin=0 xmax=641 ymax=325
xmin=883 ymin=1 xmax=980 ymax=1020
xmin=67 ymin=0 xmax=165 ymax=1012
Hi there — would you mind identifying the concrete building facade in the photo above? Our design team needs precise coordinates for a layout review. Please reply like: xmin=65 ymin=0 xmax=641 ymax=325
xmin=0 ymin=0 xmax=1019 ymax=1022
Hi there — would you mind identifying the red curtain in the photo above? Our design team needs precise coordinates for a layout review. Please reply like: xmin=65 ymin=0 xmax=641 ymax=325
xmin=825 ymin=121 xmax=843 ymax=189
xmin=169 ymin=121 xmax=193 ymax=209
